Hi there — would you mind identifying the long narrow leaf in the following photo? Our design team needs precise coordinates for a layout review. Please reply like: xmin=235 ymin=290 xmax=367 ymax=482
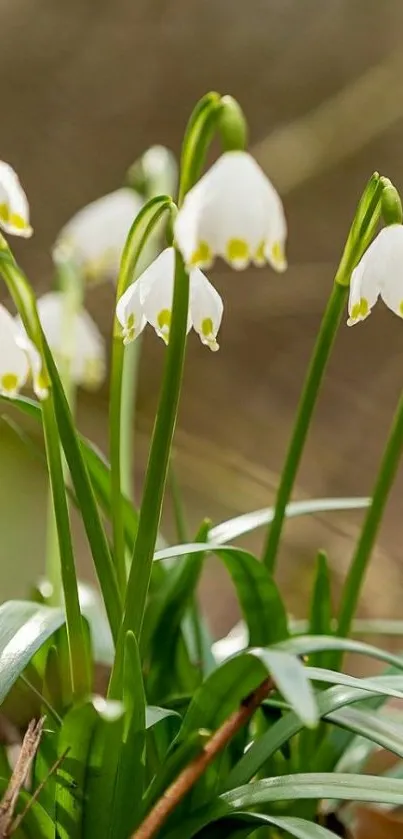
xmin=222 ymin=772 xmax=403 ymax=809
xmin=226 ymin=677 xmax=403 ymax=788
xmin=209 ymin=497 xmax=370 ymax=544
xmin=0 ymin=601 xmax=64 ymax=704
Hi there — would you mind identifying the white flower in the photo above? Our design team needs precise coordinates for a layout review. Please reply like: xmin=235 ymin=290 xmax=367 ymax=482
xmin=53 ymin=188 xmax=143 ymax=283
xmin=0 ymin=162 xmax=32 ymax=238
xmin=174 ymin=151 xmax=287 ymax=273
xmin=17 ymin=292 xmax=106 ymax=390
xmin=116 ymin=247 xmax=223 ymax=351
xmin=348 ymin=225 xmax=403 ymax=326
xmin=0 ymin=304 xmax=46 ymax=399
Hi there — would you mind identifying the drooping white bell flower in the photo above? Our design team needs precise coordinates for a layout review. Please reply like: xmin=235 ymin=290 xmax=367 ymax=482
xmin=0 ymin=304 xmax=46 ymax=399
xmin=17 ymin=292 xmax=106 ymax=390
xmin=53 ymin=188 xmax=143 ymax=283
xmin=174 ymin=151 xmax=287 ymax=273
xmin=116 ymin=247 xmax=223 ymax=351
xmin=348 ymin=225 xmax=403 ymax=326
xmin=0 ymin=162 xmax=32 ymax=238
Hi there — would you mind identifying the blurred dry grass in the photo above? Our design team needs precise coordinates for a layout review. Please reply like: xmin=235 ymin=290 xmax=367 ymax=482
xmin=1 ymin=0 xmax=403 ymax=640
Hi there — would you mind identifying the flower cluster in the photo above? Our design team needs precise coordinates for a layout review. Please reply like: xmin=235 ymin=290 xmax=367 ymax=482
xmin=3 ymin=130 xmax=403 ymax=403
xmin=117 ymin=151 xmax=287 ymax=351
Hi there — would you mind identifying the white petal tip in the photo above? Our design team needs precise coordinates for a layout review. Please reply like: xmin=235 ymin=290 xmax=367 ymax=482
xmin=208 ymin=340 xmax=220 ymax=352
xmin=274 ymin=260 xmax=287 ymax=273
xmin=36 ymin=386 xmax=50 ymax=401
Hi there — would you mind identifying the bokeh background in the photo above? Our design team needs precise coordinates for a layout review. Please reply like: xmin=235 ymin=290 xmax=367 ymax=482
xmin=1 ymin=0 xmax=403 ymax=641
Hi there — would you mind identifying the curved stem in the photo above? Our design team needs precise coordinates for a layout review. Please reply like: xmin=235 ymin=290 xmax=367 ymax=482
xmin=109 ymin=198 xmax=173 ymax=595
xmin=261 ymin=282 xmax=348 ymax=572
xmin=0 ymin=247 xmax=88 ymax=696
xmin=336 ymin=391 xmax=403 ymax=647
xmin=46 ymin=262 xmax=83 ymax=606
xmin=109 ymin=250 xmax=189 ymax=696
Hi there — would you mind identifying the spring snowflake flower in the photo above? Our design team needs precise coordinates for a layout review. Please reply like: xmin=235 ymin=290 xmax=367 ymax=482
xmin=116 ymin=247 xmax=223 ymax=351
xmin=53 ymin=188 xmax=143 ymax=283
xmin=16 ymin=292 xmax=106 ymax=390
xmin=174 ymin=151 xmax=287 ymax=272
xmin=0 ymin=162 xmax=32 ymax=238
xmin=348 ymin=225 xmax=403 ymax=325
xmin=0 ymin=305 xmax=46 ymax=399
xmin=36 ymin=292 xmax=106 ymax=389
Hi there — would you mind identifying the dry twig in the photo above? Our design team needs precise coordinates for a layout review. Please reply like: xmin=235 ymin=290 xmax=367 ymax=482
xmin=133 ymin=676 xmax=275 ymax=839
xmin=0 ymin=717 xmax=45 ymax=839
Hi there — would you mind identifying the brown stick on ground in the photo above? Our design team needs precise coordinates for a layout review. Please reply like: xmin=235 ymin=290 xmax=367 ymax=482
xmin=0 ymin=717 xmax=45 ymax=839
xmin=132 ymin=676 xmax=275 ymax=839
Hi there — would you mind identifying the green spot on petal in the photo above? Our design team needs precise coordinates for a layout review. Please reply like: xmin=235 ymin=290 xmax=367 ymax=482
xmin=190 ymin=241 xmax=212 ymax=267
xmin=1 ymin=372 xmax=19 ymax=393
xmin=226 ymin=238 xmax=250 ymax=266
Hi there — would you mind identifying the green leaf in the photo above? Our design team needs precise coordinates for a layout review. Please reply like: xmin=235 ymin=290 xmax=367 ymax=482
xmin=81 ymin=441 xmax=138 ymax=552
xmin=226 ymin=677 xmax=403 ymax=788
xmin=308 ymin=552 xmax=333 ymax=670
xmin=142 ymin=729 xmax=210 ymax=816
xmin=250 ymin=649 xmax=317 ymax=728
xmin=209 ymin=497 xmax=371 ymax=545
xmin=323 ymin=705 xmax=403 ymax=765
xmin=221 ymin=772 xmax=403 ymax=808
xmin=154 ymin=544 xmax=288 ymax=647
xmin=147 ymin=522 xmax=209 ymax=701
xmin=1 ymin=394 xmax=139 ymax=553
xmin=168 ymin=810 xmax=342 ymax=839
xmin=274 ymin=634 xmax=403 ymax=671
xmin=0 ymin=600 xmax=64 ymax=704
xmin=111 ymin=632 xmax=146 ymax=838
xmin=0 ymin=391 xmax=122 ymax=643
xmin=44 ymin=347 xmax=123 ymax=644
xmin=179 ymin=649 xmax=317 ymax=745
xmin=55 ymin=701 xmax=99 ymax=839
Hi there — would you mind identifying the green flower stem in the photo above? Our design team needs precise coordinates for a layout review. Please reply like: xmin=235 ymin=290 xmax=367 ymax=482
xmin=120 ymin=337 xmax=141 ymax=502
xmin=45 ymin=261 xmax=83 ymax=606
xmin=109 ymin=249 xmax=189 ymax=696
xmin=109 ymin=334 xmax=129 ymax=595
xmin=109 ymin=197 xmax=173 ymax=596
xmin=336 ymin=390 xmax=403 ymax=650
xmin=0 ymin=246 xmax=89 ymax=696
xmin=41 ymin=396 xmax=89 ymax=696
xmin=261 ymin=282 xmax=348 ymax=572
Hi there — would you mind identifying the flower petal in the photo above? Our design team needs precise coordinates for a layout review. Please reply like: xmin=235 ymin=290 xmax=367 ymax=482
xmin=347 ymin=225 xmax=403 ymax=325
xmin=139 ymin=247 xmax=192 ymax=343
xmin=53 ymin=188 xmax=143 ymax=283
xmin=34 ymin=292 xmax=106 ymax=388
xmin=0 ymin=162 xmax=32 ymax=238
xmin=174 ymin=151 xmax=286 ymax=271
xmin=190 ymin=268 xmax=223 ymax=351
xmin=375 ymin=225 xmax=403 ymax=318
xmin=0 ymin=305 xmax=31 ymax=396
xmin=116 ymin=280 xmax=147 ymax=345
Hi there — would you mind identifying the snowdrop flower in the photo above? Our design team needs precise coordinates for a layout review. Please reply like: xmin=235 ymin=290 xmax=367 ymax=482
xmin=53 ymin=188 xmax=143 ymax=283
xmin=174 ymin=151 xmax=287 ymax=273
xmin=348 ymin=225 xmax=403 ymax=326
xmin=18 ymin=292 xmax=106 ymax=390
xmin=0 ymin=304 xmax=46 ymax=399
xmin=0 ymin=162 xmax=32 ymax=238
xmin=116 ymin=247 xmax=223 ymax=351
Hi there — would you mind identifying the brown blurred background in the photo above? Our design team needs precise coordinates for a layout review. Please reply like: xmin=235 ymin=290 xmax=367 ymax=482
xmin=1 ymin=0 xmax=403 ymax=641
